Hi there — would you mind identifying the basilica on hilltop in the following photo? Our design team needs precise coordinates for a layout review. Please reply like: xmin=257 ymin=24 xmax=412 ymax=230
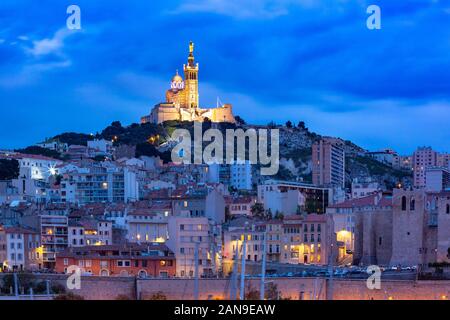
xmin=141 ymin=42 xmax=235 ymax=124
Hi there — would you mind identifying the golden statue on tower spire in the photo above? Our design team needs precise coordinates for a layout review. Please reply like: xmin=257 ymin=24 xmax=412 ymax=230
xmin=187 ymin=41 xmax=195 ymax=67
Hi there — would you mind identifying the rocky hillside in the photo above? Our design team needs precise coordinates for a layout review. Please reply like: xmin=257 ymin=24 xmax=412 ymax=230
xmin=30 ymin=118 xmax=412 ymax=190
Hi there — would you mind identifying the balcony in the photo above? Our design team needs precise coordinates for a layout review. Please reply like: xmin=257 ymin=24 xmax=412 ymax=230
xmin=42 ymin=240 xmax=68 ymax=245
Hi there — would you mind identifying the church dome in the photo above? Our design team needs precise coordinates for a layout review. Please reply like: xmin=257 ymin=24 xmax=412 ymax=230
xmin=171 ymin=70 xmax=184 ymax=90
xmin=172 ymin=70 xmax=183 ymax=83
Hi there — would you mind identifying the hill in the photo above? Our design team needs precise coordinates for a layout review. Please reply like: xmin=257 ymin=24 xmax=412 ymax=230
xmin=24 ymin=118 xmax=412 ymax=190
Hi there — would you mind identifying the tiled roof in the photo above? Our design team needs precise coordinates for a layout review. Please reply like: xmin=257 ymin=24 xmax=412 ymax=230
xmin=13 ymin=153 xmax=61 ymax=162
xmin=4 ymin=226 xmax=38 ymax=234
xmin=328 ymin=193 xmax=392 ymax=209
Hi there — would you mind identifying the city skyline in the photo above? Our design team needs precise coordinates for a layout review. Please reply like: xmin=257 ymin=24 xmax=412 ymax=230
xmin=0 ymin=0 xmax=449 ymax=154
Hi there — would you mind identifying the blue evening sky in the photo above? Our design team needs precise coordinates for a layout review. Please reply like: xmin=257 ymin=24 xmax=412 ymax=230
xmin=0 ymin=0 xmax=449 ymax=154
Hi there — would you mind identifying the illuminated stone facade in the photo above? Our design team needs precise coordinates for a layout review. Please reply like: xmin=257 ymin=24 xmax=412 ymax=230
xmin=141 ymin=42 xmax=235 ymax=124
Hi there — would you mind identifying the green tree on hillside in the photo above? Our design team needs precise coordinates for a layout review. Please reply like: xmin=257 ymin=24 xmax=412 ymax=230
xmin=0 ymin=159 xmax=19 ymax=180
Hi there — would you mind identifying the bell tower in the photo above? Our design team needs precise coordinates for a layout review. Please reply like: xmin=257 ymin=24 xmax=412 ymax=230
xmin=183 ymin=41 xmax=199 ymax=109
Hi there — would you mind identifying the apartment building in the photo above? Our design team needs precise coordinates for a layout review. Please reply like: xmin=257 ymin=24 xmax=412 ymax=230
xmin=166 ymin=216 xmax=221 ymax=277
xmin=413 ymin=147 xmax=438 ymax=188
xmin=425 ymin=167 xmax=450 ymax=192
xmin=170 ymin=188 xmax=225 ymax=224
xmin=0 ymin=180 xmax=20 ymax=205
xmin=266 ymin=220 xmax=282 ymax=262
xmin=14 ymin=154 xmax=62 ymax=181
xmin=225 ymin=196 xmax=255 ymax=217
xmin=366 ymin=149 xmax=398 ymax=166
xmin=223 ymin=217 xmax=266 ymax=263
xmin=257 ymin=180 xmax=331 ymax=215
xmin=280 ymin=214 xmax=334 ymax=265
xmin=40 ymin=214 xmax=68 ymax=269
xmin=55 ymin=243 xmax=176 ymax=277
xmin=312 ymin=138 xmax=345 ymax=188
xmin=230 ymin=161 xmax=253 ymax=190
xmin=393 ymin=154 xmax=413 ymax=171
xmin=36 ymin=139 xmax=68 ymax=153
xmin=87 ymin=139 xmax=114 ymax=157
xmin=437 ymin=153 xmax=450 ymax=169
xmin=126 ymin=202 xmax=171 ymax=243
xmin=351 ymin=179 xmax=380 ymax=199
xmin=222 ymin=214 xmax=335 ymax=266
xmin=68 ymin=218 xmax=113 ymax=247
xmin=60 ymin=162 xmax=139 ymax=204
xmin=4 ymin=226 xmax=41 ymax=271
xmin=12 ymin=169 xmax=50 ymax=203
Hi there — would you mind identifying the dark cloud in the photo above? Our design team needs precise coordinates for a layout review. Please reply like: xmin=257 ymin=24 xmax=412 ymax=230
xmin=0 ymin=0 xmax=449 ymax=153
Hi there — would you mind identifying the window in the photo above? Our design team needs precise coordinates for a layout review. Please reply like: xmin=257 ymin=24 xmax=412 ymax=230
xmin=117 ymin=260 xmax=130 ymax=267
xmin=410 ymin=198 xmax=415 ymax=211
xmin=401 ymin=196 xmax=407 ymax=211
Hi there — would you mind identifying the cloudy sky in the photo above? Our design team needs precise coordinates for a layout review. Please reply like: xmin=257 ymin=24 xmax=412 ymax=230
xmin=0 ymin=0 xmax=449 ymax=154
